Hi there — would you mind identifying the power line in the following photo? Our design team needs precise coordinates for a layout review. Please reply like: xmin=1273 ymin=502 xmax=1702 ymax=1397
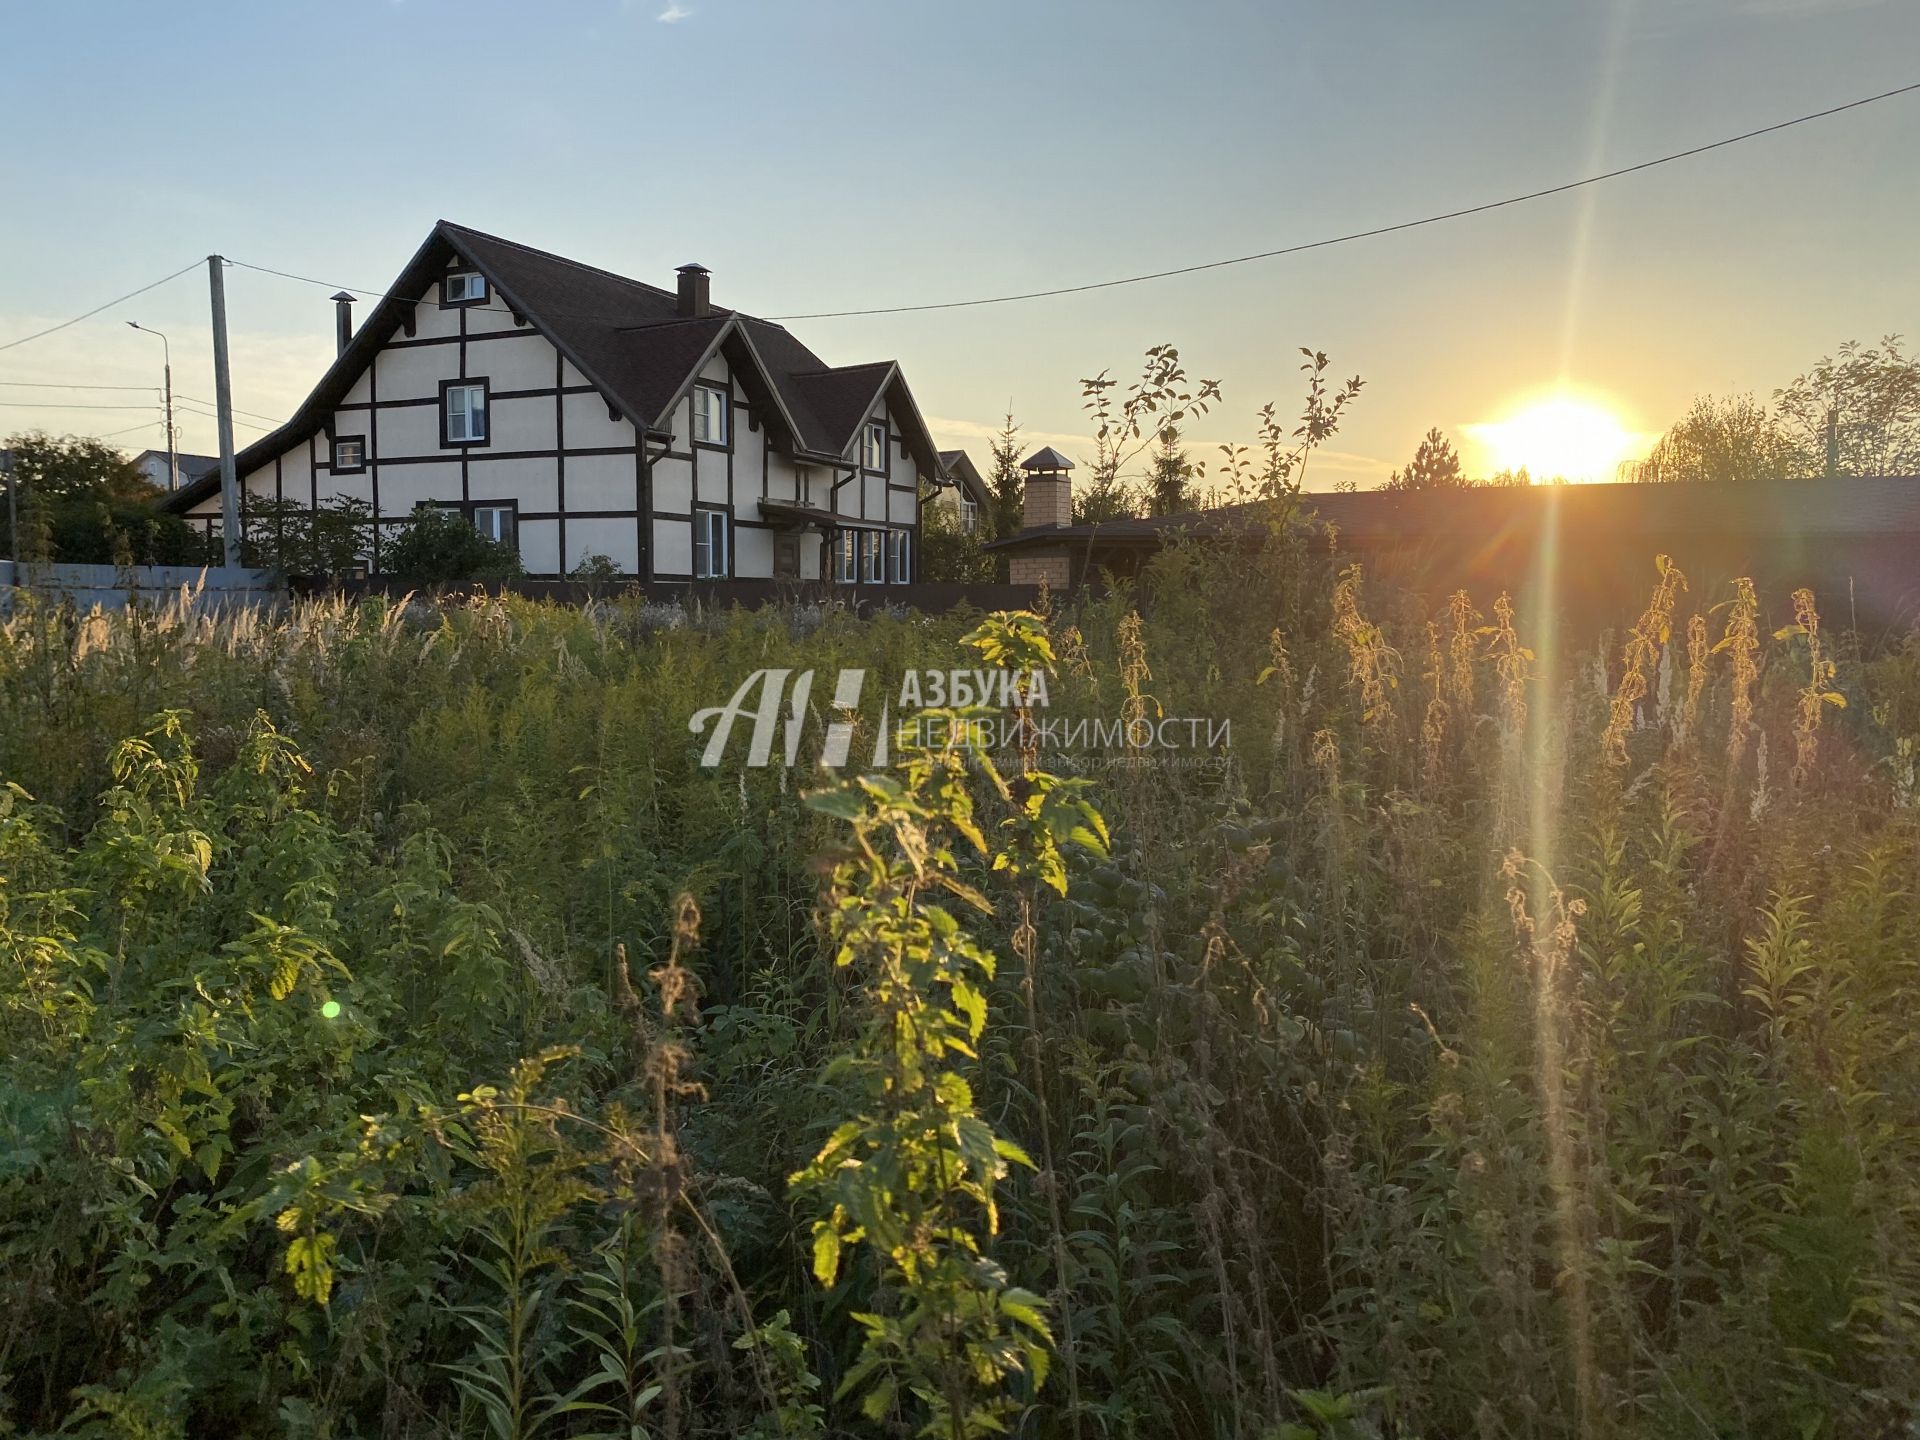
xmin=96 ymin=419 xmax=165 ymax=440
xmin=767 ymin=79 xmax=1920 ymax=319
xmin=174 ymin=400 xmax=275 ymax=432
xmin=175 ymin=392 xmax=286 ymax=426
xmin=0 ymin=400 xmax=161 ymax=411
xmin=225 ymin=257 xmax=530 ymax=319
xmin=0 ymin=379 xmax=160 ymax=392
xmin=0 ymin=260 xmax=202 ymax=354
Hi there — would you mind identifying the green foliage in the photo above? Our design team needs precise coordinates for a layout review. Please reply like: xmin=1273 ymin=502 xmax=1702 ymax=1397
xmin=383 ymin=505 xmax=526 ymax=582
xmin=918 ymin=495 xmax=995 ymax=583
xmin=1380 ymin=426 xmax=1468 ymax=491
xmin=791 ymin=618 xmax=1095 ymax=1434
xmin=0 ymin=538 xmax=1918 ymax=1439
xmin=238 ymin=492 xmax=374 ymax=575
xmin=1 ymin=431 xmax=211 ymax=565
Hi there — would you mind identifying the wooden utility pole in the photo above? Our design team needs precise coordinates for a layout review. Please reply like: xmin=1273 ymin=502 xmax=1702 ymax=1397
xmin=208 ymin=255 xmax=241 ymax=567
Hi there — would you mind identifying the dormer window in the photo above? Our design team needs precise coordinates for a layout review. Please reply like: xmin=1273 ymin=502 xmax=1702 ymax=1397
xmin=863 ymin=422 xmax=886 ymax=472
xmin=692 ymin=385 xmax=729 ymax=447
xmin=442 ymin=271 xmax=487 ymax=306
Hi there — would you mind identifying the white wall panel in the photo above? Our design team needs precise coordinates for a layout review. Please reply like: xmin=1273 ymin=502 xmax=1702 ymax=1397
xmin=565 ymin=518 xmax=640 ymax=575
xmin=467 ymin=305 xmax=525 ymax=337
xmin=694 ymin=455 xmax=728 ymax=505
xmin=376 ymin=404 xmax=439 ymax=458
xmin=284 ymin=444 xmax=312 ymax=496
xmin=652 ymin=516 xmax=692 ymax=575
xmin=492 ymin=396 xmax=557 ymax=453
xmin=734 ymin=427 xmax=766 ymax=496
xmin=565 ymin=452 xmax=636 ymax=511
xmin=864 ymin=475 xmax=885 ymax=518
xmin=470 ymin=458 xmax=558 ymax=511
xmin=322 ymin=472 xmax=373 ymax=508
xmin=475 ymin=332 xmax=555 ymax=391
xmin=375 ymin=344 xmax=457 ymax=401
xmin=889 ymin=488 xmax=916 ymax=524
xmin=376 ymin=463 xmax=463 ymax=515
xmin=343 ymin=371 xmax=372 ymax=405
xmin=518 ymin=518 xmax=562 ymax=577
xmin=652 ymin=458 xmax=691 ymax=514
xmin=561 ymin=393 xmax=634 ymax=450
xmin=733 ymin=523 xmax=772 ymax=578
xmin=410 ymin=293 xmax=461 ymax=342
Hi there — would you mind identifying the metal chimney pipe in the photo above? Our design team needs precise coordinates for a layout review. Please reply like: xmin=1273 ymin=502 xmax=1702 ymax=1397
xmin=330 ymin=291 xmax=356 ymax=356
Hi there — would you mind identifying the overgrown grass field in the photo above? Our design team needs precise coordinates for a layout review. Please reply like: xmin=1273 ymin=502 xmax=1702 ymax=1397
xmin=2 ymin=524 xmax=1918 ymax=1439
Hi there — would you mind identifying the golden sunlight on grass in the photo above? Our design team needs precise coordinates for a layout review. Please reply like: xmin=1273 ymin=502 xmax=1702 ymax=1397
xmin=1467 ymin=392 xmax=1645 ymax=483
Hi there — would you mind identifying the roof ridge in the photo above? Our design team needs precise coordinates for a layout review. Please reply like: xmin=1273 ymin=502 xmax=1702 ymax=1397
xmin=790 ymin=360 xmax=898 ymax=378
xmin=436 ymin=219 xmax=682 ymax=303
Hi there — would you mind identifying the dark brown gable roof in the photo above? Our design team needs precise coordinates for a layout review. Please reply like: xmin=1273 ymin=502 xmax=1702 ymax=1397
xmin=164 ymin=221 xmax=939 ymax=512
xmin=790 ymin=362 xmax=895 ymax=452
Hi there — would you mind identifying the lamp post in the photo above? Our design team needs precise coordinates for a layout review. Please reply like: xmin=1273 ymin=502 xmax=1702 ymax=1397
xmin=126 ymin=321 xmax=177 ymax=491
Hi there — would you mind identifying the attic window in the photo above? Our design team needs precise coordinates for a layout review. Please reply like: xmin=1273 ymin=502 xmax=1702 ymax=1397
xmin=863 ymin=422 xmax=886 ymax=472
xmin=331 ymin=436 xmax=366 ymax=473
xmin=692 ymin=385 xmax=729 ymax=447
xmin=443 ymin=271 xmax=487 ymax=306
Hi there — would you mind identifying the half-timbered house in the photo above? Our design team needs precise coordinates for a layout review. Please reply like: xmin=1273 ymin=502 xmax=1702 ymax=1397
xmin=163 ymin=222 xmax=941 ymax=581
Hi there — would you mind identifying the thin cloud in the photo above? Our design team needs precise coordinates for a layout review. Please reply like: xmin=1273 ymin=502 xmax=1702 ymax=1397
xmin=657 ymin=4 xmax=692 ymax=21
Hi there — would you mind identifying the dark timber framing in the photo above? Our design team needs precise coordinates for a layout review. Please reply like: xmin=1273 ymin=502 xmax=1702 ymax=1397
xmin=161 ymin=221 xmax=939 ymax=581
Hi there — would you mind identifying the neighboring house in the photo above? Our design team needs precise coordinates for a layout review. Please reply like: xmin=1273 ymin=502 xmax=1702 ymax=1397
xmin=131 ymin=450 xmax=219 ymax=493
xmin=931 ymin=450 xmax=992 ymax=535
xmin=161 ymin=221 xmax=939 ymax=581
xmin=989 ymin=457 xmax=1920 ymax=625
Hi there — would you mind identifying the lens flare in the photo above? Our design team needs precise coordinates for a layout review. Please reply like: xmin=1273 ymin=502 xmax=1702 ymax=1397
xmin=1468 ymin=393 xmax=1643 ymax=483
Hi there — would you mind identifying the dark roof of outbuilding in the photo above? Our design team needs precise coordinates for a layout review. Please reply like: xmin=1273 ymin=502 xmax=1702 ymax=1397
xmin=985 ymin=475 xmax=1920 ymax=552
xmin=164 ymin=221 xmax=939 ymax=512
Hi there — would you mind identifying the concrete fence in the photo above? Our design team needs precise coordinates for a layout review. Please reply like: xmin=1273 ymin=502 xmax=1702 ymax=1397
xmin=0 ymin=562 xmax=283 ymax=616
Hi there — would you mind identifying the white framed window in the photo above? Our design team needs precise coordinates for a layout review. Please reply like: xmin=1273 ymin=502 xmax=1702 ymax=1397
xmin=834 ymin=530 xmax=857 ymax=583
xmin=959 ymin=496 xmax=978 ymax=534
xmin=694 ymin=509 xmax=729 ymax=579
xmin=692 ymin=385 xmax=730 ymax=447
xmin=444 ymin=382 xmax=488 ymax=444
xmin=332 ymin=436 xmax=365 ymax=472
xmin=444 ymin=271 xmax=486 ymax=305
xmin=862 ymin=422 xmax=887 ymax=472
xmin=887 ymin=529 xmax=910 ymax=583
xmin=859 ymin=530 xmax=883 ymax=584
xmin=473 ymin=504 xmax=516 ymax=550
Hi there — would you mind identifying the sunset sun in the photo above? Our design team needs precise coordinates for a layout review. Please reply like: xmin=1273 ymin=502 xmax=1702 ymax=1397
xmin=1468 ymin=393 xmax=1643 ymax=483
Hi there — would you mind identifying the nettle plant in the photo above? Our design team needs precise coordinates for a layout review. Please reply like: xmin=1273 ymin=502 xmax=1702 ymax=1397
xmin=792 ymin=611 xmax=1107 ymax=1439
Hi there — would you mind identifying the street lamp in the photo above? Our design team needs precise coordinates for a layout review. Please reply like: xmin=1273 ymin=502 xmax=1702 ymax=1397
xmin=126 ymin=322 xmax=177 ymax=491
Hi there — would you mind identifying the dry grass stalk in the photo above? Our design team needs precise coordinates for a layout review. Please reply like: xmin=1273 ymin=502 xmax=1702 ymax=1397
xmin=1485 ymin=592 xmax=1531 ymax=738
xmin=1602 ymin=555 xmax=1687 ymax=767
xmin=1787 ymin=587 xmax=1841 ymax=786
xmin=1331 ymin=564 xmax=1395 ymax=727
xmin=1718 ymin=577 xmax=1761 ymax=778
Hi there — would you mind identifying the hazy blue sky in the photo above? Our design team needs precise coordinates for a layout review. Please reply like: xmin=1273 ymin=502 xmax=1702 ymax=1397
xmin=3 ymin=0 xmax=1917 ymax=486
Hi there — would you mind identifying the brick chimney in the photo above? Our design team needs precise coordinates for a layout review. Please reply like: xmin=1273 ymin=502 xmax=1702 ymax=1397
xmin=1020 ymin=447 xmax=1075 ymax=528
xmin=676 ymin=263 xmax=711 ymax=318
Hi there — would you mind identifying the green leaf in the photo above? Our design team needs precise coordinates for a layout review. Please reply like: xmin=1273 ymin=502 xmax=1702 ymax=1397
xmin=811 ymin=1225 xmax=842 ymax=1286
